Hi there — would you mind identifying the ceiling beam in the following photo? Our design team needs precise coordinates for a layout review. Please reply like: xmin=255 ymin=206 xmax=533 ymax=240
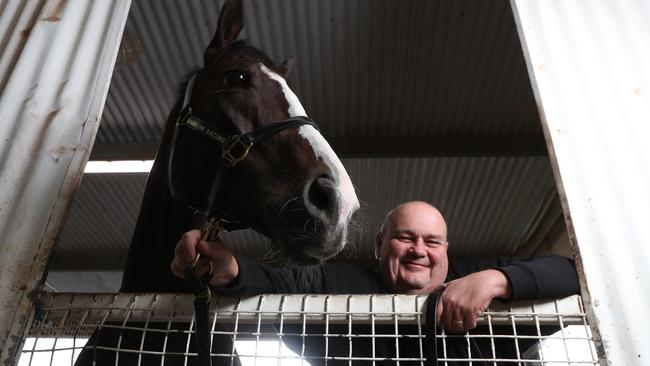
xmin=89 ymin=135 xmax=547 ymax=160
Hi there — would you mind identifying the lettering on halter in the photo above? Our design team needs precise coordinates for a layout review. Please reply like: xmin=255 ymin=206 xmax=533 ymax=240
xmin=186 ymin=117 xmax=227 ymax=145
xmin=205 ymin=129 xmax=226 ymax=144
xmin=186 ymin=117 xmax=204 ymax=132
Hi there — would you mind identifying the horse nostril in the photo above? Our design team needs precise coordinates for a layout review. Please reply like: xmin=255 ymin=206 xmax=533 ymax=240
xmin=305 ymin=175 xmax=339 ymax=223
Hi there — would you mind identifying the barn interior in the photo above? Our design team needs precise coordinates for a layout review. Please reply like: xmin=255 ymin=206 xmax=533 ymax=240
xmin=45 ymin=0 xmax=571 ymax=292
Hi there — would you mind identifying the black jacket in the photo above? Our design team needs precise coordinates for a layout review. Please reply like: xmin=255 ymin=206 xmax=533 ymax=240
xmin=216 ymin=255 xmax=579 ymax=300
xmin=214 ymin=255 xmax=580 ymax=365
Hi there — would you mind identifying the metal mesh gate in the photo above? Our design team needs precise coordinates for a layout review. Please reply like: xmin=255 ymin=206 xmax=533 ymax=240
xmin=19 ymin=294 xmax=599 ymax=365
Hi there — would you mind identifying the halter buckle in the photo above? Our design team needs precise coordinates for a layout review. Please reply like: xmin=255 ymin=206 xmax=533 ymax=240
xmin=200 ymin=217 xmax=222 ymax=241
xmin=176 ymin=106 xmax=192 ymax=126
xmin=223 ymin=135 xmax=253 ymax=165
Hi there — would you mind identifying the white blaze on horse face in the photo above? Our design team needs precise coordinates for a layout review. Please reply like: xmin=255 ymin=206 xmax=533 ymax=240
xmin=259 ymin=64 xmax=360 ymax=237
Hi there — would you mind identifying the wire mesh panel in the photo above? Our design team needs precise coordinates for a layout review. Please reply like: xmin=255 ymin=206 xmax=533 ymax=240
xmin=19 ymin=294 xmax=598 ymax=365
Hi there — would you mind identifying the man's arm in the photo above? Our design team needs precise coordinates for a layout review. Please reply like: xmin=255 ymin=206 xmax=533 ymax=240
xmin=438 ymin=256 xmax=580 ymax=332
xmin=171 ymin=229 xmax=318 ymax=294
xmin=437 ymin=269 xmax=511 ymax=331
xmin=448 ymin=255 xmax=580 ymax=300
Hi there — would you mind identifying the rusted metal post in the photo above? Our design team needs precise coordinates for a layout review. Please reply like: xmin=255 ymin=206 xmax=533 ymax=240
xmin=0 ymin=1 xmax=130 ymax=364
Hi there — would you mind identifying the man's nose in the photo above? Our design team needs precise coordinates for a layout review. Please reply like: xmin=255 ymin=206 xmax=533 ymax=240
xmin=409 ymin=238 xmax=427 ymax=256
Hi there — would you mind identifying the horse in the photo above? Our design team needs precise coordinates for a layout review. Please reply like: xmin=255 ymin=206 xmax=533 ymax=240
xmin=74 ymin=0 xmax=360 ymax=364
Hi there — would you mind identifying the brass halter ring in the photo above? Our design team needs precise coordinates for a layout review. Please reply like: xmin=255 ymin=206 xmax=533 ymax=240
xmin=222 ymin=134 xmax=253 ymax=165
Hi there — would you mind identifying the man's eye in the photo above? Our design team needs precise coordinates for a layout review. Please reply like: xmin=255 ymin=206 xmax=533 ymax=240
xmin=426 ymin=241 xmax=441 ymax=247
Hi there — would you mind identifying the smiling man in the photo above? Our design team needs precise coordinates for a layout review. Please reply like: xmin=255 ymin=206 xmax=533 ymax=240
xmin=374 ymin=201 xmax=525 ymax=331
xmin=377 ymin=201 xmax=450 ymax=294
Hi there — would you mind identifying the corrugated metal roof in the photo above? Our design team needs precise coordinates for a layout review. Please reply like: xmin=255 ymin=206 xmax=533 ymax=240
xmin=94 ymin=0 xmax=541 ymax=153
xmin=342 ymin=156 xmax=558 ymax=259
xmin=50 ymin=174 xmax=146 ymax=270
xmin=253 ymin=0 xmax=539 ymax=137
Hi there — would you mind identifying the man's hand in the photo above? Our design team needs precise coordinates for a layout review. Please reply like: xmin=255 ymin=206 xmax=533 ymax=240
xmin=170 ymin=229 xmax=239 ymax=287
xmin=436 ymin=269 xmax=512 ymax=333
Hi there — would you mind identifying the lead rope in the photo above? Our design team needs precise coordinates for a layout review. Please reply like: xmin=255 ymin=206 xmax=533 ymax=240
xmin=425 ymin=292 xmax=440 ymax=365
xmin=183 ymin=157 xmax=230 ymax=366
xmin=183 ymin=219 xmax=221 ymax=366
xmin=425 ymin=286 xmax=487 ymax=365
xmin=181 ymin=122 xmax=236 ymax=366
xmin=178 ymin=73 xmax=219 ymax=365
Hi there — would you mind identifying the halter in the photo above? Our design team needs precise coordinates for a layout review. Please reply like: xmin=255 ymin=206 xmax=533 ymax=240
xmin=168 ymin=72 xmax=320 ymax=231
xmin=169 ymin=71 xmax=319 ymax=366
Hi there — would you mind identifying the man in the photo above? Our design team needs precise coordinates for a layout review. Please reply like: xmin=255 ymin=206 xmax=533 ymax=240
xmin=172 ymin=201 xmax=580 ymax=362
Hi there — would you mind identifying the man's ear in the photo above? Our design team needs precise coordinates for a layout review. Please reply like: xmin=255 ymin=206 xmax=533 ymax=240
xmin=375 ymin=233 xmax=384 ymax=260
xmin=204 ymin=0 xmax=244 ymax=64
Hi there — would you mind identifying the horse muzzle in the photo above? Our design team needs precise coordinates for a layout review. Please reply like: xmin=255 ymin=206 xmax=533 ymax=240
xmin=265 ymin=179 xmax=358 ymax=264
xmin=303 ymin=174 xmax=341 ymax=226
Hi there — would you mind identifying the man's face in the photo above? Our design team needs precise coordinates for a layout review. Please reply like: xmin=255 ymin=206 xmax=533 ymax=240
xmin=376 ymin=202 xmax=449 ymax=294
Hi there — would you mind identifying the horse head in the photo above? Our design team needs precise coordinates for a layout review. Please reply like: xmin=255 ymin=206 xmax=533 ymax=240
xmin=122 ymin=0 xmax=360 ymax=293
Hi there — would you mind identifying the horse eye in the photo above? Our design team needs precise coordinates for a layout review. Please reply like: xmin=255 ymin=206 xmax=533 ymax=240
xmin=224 ymin=69 xmax=248 ymax=88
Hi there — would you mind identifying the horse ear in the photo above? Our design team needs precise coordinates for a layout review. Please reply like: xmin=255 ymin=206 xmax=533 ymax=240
xmin=204 ymin=0 xmax=244 ymax=63
xmin=279 ymin=57 xmax=295 ymax=78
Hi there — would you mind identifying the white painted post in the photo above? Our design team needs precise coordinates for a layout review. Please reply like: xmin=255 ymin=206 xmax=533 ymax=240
xmin=0 ymin=1 xmax=131 ymax=363
xmin=511 ymin=1 xmax=650 ymax=365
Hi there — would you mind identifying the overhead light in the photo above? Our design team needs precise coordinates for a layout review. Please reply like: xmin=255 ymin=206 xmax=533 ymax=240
xmin=84 ymin=160 xmax=154 ymax=173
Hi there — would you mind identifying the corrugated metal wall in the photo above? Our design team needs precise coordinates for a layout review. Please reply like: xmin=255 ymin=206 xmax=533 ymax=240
xmin=0 ymin=0 xmax=130 ymax=360
xmin=512 ymin=0 xmax=650 ymax=364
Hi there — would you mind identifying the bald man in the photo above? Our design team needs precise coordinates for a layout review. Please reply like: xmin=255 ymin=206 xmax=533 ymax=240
xmin=172 ymin=201 xmax=579 ymax=332
xmin=375 ymin=201 xmax=515 ymax=331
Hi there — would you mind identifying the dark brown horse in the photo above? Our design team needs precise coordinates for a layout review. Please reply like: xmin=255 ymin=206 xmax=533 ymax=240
xmin=75 ymin=0 xmax=360 ymax=364
xmin=121 ymin=0 xmax=360 ymax=293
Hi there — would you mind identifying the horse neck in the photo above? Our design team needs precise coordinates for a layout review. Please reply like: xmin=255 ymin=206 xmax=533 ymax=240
xmin=120 ymin=107 xmax=196 ymax=293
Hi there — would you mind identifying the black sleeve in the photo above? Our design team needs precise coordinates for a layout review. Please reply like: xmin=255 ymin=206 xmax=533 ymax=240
xmin=447 ymin=256 xmax=580 ymax=301
xmin=211 ymin=256 xmax=384 ymax=295
xmin=212 ymin=256 xmax=318 ymax=295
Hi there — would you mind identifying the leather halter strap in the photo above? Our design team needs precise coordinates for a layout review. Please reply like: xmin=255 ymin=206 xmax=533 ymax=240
xmin=177 ymin=106 xmax=318 ymax=167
